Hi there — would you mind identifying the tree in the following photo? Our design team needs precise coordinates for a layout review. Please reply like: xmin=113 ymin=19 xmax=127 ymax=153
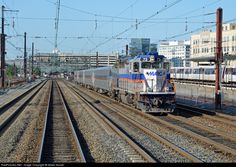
xmin=33 ymin=67 xmax=41 ymax=76
xmin=6 ymin=65 xmax=15 ymax=80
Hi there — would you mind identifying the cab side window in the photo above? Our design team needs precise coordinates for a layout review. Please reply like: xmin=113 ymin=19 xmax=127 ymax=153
xmin=163 ymin=62 xmax=170 ymax=71
xmin=133 ymin=62 xmax=139 ymax=72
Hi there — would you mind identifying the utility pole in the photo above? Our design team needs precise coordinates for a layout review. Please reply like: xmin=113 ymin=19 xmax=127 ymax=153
xmin=1 ymin=6 xmax=18 ymax=88
xmin=54 ymin=0 xmax=60 ymax=53
xmin=96 ymin=52 xmax=98 ymax=67
xmin=24 ymin=32 xmax=27 ymax=80
xmin=1 ymin=5 xmax=6 ymax=88
xmin=13 ymin=63 xmax=16 ymax=77
xmin=126 ymin=44 xmax=129 ymax=56
xmin=215 ymin=8 xmax=223 ymax=110
xmin=52 ymin=0 xmax=60 ymax=73
xmin=31 ymin=42 xmax=34 ymax=75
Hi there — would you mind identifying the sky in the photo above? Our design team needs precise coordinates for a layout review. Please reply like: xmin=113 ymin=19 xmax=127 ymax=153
xmin=1 ymin=0 xmax=236 ymax=59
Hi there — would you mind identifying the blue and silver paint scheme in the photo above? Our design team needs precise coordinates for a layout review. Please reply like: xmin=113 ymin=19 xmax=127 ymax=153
xmin=116 ymin=52 xmax=175 ymax=112
xmin=74 ymin=52 xmax=175 ymax=113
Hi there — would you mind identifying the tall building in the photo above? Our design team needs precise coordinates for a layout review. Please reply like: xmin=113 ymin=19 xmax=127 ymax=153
xmin=158 ymin=40 xmax=191 ymax=67
xmin=191 ymin=23 xmax=236 ymax=67
xmin=129 ymin=38 xmax=150 ymax=56
xmin=150 ymin=43 xmax=158 ymax=52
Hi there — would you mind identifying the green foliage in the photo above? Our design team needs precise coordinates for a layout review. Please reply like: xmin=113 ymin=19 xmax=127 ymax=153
xmin=6 ymin=65 xmax=15 ymax=80
xmin=33 ymin=67 xmax=41 ymax=76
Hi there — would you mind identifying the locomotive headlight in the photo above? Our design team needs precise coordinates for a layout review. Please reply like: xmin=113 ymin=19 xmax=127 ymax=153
xmin=165 ymin=87 xmax=170 ymax=92
xmin=150 ymin=55 xmax=155 ymax=62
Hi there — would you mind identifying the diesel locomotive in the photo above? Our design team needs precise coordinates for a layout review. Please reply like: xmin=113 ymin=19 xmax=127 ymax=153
xmin=74 ymin=52 xmax=176 ymax=113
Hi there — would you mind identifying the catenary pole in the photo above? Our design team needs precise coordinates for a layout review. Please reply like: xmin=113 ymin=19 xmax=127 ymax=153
xmin=24 ymin=32 xmax=27 ymax=80
xmin=215 ymin=8 xmax=223 ymax=110
xmin=1 ymin=5 xmax=5 ymax=88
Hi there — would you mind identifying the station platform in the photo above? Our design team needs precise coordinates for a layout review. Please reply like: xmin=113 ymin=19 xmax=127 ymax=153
xmin=0 ymin=79 xmax=44 ymax=107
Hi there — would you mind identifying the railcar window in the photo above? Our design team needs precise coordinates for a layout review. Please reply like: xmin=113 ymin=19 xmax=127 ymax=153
xmin=226 ymin=68 xmax=232 ymax=74
xmin=177 ymin=69 xmax=184 ymax=73
xmin=141 ymin=62 xmax=151 ymax=68
xmin=193 ymin=69 xmax=200 ymax=74
xmin=141 ymin=62 xmax=164 ymax=69
xmin=152 ymin=62 xmax=163 ymax=69
xmin=232 ymin=68 xmax=236 ymax=75
xmin=133 ymin=62 xmax=139 ymax=72
xmin=170 ymin=69 xmax=175 ymax=73
xmin=205 ymin=69 xmax=215 ymax=74
xmin=163 ymin=62 xmax=170 ymax=70
xmin=199 ymin=68 xmax=204 ymax=74
xmin=185 ymin=69 xmax=191 ymax=74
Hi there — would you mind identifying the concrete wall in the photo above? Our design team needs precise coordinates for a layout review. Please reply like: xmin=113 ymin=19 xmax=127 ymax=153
xmin=175 ymin=82 xmax=236 ymax=104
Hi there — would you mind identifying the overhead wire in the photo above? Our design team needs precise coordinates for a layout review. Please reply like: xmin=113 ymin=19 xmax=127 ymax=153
xmin=7 ymin=16 xmax=218 ymax=24
xmin=4 ymin=0 xmax=230 ymax=56
xmin=107 ymin=0 xmax=223 ymax=54
xmin=87 ymin=0 xmax=184 ymax=53
xmin=161 ymin=18 xmax=236 ymax=41
xmin=46 ymin=0 xmax=135 ymax=21
xmin=81 ymin=0 xmax=139 ymax=54
xmin=176 ymin=0 xmax=222 ymax=18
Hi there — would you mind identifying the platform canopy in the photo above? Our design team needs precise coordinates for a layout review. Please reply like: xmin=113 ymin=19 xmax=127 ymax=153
xmin=185 ymin=54 xmax=236 ymax=62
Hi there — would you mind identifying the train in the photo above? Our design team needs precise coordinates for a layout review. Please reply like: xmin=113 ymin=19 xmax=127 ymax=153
xmin=74 ymin=52 xmax=176 ymax=113
xmin=170 ymin=66 xmax=236 ymax=83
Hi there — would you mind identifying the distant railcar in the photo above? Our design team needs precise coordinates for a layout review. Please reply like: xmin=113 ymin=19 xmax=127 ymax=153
xmin=170 ymin=66 xmax=236 ymax=83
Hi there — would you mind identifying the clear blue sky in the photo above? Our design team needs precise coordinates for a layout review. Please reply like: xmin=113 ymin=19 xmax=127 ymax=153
xmin=1 ymin=0 xmax=236 ymax=59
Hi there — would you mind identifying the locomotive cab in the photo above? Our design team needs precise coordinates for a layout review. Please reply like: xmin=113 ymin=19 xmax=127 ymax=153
xmin=122 ymin=52 xmax=176 ymax=112
xmin=129 ymin=53 xmax=174 ymax=93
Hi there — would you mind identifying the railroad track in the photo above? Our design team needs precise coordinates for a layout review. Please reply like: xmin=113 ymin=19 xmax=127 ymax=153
xmin=66 ymin=82 xmax=202 ymax=162
xmin=176 ymin=104 xmax=236 ymax=129
xmin=0 ymin=80 xmax=46 ymax=111
xmin=158 ymin=115 xmax=236 ymax=150
xmin=58 ymin=81 xmax=156 ymax=163
xmin=67 ymin=81 xmax=236 ymax=162
xmin=0 ymin=80 xmax=47 ymax=136
xmin=38 ymin=80 xmax=85 ymax=163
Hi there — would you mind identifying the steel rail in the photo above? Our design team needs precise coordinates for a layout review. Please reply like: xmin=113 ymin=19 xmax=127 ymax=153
xmin=69 ymin=84 xmax=202 ymax=163
xmin=67 ymin=83 xmax=156 ymax=163
xmin=38 ymin=80 xmax=86 ymax=163
xmin=0 ymin=80 xmax=47 ymax=112
xmin=56 ymin=81 xmax=86 ymax=162
xmin=105 ymin=103 xmax=202 ymax=162
xmin=176 ymin=104 xmax=236 ymax=128
xmin=68 ymin=81 xmax=236 ymax=158
xmin=37 ymin=80 xmax=52 ymax=163
xmin=0 ymin=80 xmax=47 ymax=136
xmin=167 ymin=114 xmax=236 ymax=143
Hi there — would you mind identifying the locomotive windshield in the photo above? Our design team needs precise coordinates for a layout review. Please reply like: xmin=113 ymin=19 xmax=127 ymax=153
xmin=141 ymin=62 xmax=163 ymax=69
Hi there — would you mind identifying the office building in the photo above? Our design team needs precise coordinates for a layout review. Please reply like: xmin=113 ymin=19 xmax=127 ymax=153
xmin=159 ymin=40 xmax=191 ymax=67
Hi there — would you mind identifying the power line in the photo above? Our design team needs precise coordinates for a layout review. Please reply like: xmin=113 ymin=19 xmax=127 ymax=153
xmin=5 ymin=0 xmax=227 ymax=56
xmin=117 ymin=0 xmax=139 ymax=16
xmin=8 ymin=16 xmax=217 ymax=23
xmin=7 ymin=40 xmax=23 ymax=53
xmin=177 ymin=0 xmax=222 ymax=18
xmin=82 ymin=0 xmax=140 ymax=54
xmin=162 ymin=17 xmax=236 ymax=40
xmin=46 ymin=0 xmax=135 ymax=21
xmin=87 ymin=0 xmax=184 ymax=53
